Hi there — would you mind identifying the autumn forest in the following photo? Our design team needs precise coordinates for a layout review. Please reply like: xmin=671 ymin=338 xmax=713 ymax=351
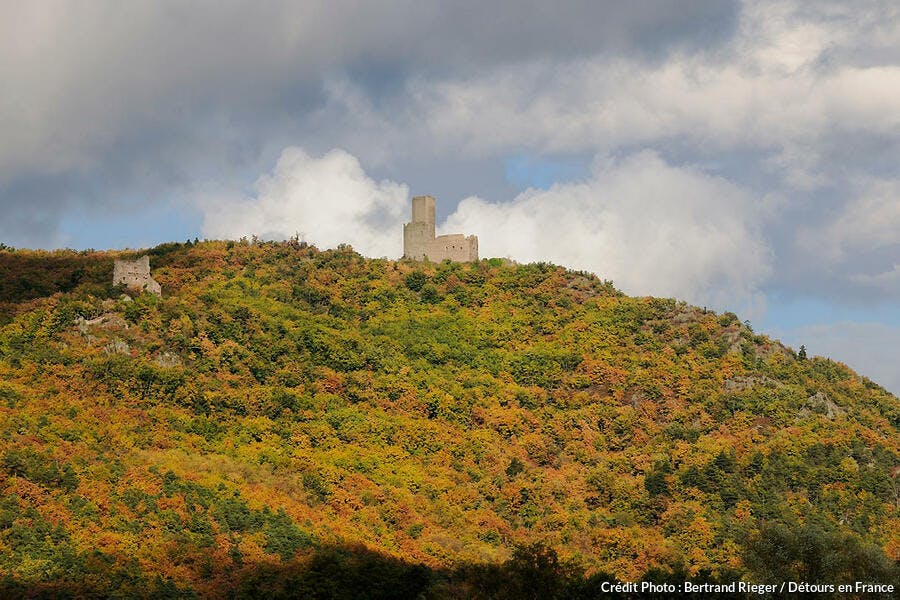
xmin=0 ymin=240 xmax=897 ymax=598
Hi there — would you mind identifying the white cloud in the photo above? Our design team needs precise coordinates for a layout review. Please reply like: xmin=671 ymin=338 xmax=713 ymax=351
xmin=309 ymin=0 xmax=895 ymax=187
xmin=443 ymin=151 xmax=772 ymax=311
xmin=782 ymin=321 xmax=900 ymax=396
xmin=199 ymin=147 xmax=408 ymax=257
xmin=0 ymin=1 xmax=735 ymax=186
xmin=800 ymin=178 xmax=900 ymax=261
xmin=393 ymin=56 xmax=900 ymax=186
xmin=794 ymin=177 xmax=900 ymax=299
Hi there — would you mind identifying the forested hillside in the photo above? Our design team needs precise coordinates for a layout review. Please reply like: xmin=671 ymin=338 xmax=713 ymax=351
xmin=0 ymin=240 xmax=897 ymax=598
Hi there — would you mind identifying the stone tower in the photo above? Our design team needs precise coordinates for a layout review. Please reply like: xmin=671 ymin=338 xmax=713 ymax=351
xmin=113 ymin=255 xmax=162 ymax=296
xmin=403 ymin=195 xmax=478 ymax=262
xmin=403 ymin=195 xmax=437 ymax=260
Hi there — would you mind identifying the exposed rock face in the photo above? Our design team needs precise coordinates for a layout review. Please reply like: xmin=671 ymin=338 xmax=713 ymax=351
xmin=113 ymin=256 xmax=161 ymax=296
xmin=403 ymin=195 xmax=478 ymax=262
xmin=722 ymin=329 xmax=744 ymax=355
xmin=154 ymin=352 xmax=183 ymax=368
xmin=625 ymin=388 xmax=649 ymax=407
xmin=798 ymin=391 xmax=847 ymax=420
xmin=104 ymin=339 xmax=131 ymax=356
xmin=723 ymin=375 xmax=779 ymax=392
xmin=75 ymin=313 xmax=128 ymax=335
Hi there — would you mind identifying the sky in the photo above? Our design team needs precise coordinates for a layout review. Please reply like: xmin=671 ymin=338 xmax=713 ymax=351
xmin=1 ymin=1 xmax=898 ymax=394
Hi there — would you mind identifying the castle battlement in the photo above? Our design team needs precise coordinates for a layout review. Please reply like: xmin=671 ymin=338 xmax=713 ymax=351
xmin=403 ymin=195 xmax=478 ymax=262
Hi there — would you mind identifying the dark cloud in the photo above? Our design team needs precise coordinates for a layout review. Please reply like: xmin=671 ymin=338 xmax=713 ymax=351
xmin=0 ymin=1 xmax=739 ymax=246
xmin=0 ymin=177 xmax=70 ymax=247
xmin=374 ymin=1 xmax=739 ymax=70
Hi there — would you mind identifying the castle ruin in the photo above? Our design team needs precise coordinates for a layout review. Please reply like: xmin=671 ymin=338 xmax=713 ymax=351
xmin=403 ymin=195 xmax=478 ymax=262
xmin=113 ymin=255 xmax=162 ymax=296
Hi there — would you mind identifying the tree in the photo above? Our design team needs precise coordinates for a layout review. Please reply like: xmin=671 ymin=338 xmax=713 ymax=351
xmin=798 ymin=345 xmax=807 ymax=360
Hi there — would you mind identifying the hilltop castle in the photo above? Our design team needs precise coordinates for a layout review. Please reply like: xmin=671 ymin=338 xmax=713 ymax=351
xmin=113 ymin=255 xmax=161 ymax=296
xmin=403 ymin=195 xmax=478 ymax=262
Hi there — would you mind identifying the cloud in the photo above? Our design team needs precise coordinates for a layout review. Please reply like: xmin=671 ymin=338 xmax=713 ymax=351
xmin=851 ymin=264 xmax=900 ymax=292
xmin=0 ymin=1 xmax=737 ymax=248
xmin=199 ymin=148 xmax=408 ymax=258
xmin=0 ymin=1 xmax=735 ymax=183
xmin=783 ymin=321 xmax=900 ymax=396
xmin=806 ymin=178 xmax=900 ymax=260
xmin=443 ymin=151 xmax=772 ymax=310
xmin=391 ymin=44 xmax=900 ymax=183
xmin=794 ymin=177 xmax=900 ymax=300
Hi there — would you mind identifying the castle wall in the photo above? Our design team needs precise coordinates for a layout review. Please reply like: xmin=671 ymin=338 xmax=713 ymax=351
xmin=428 ymin=234 xmax=478 ymax=263
xmin=113 ymin=255 xmax=162 ymax=296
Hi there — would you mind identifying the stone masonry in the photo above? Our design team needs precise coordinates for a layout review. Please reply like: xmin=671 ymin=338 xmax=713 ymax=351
xmin=113 ymin=255 xmax=162 ymax=296
xmin=403 ymin=195 xmax=478 ymax=262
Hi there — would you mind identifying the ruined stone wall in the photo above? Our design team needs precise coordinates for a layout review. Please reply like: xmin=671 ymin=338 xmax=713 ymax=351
xmin=403 ymin=195 xmax=478 ymax=262
xmin=428 ymin=234 xmax=478 ymax=263
xmin=113 ymin=255 xmax=162 ymax=296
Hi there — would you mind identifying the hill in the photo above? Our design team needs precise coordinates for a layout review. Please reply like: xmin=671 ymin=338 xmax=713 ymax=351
xmin=0 ymin=240 xmax=897 ymax=597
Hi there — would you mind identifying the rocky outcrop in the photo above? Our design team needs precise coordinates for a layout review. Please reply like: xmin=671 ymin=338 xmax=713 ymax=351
xmin=798 ymin=391 xmax=847 ymax=420
xmin=723 ymin=375 xmax=780 ymax=392
xmin=154 ymin=351 xmax=183 ymax=368
xmin=75 ymin=313 xmax=128 ymax=334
